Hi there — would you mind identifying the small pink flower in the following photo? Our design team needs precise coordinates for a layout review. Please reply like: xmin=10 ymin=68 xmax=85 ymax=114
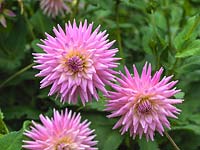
xmin=40 ymin=0 xmax=71 ymax=18
xmin=23 ymin=109 xmax=97 ymax=150
xmin=33 ymin=20 xmax=119 ymax=105
xmin=105 ymin=63 xmax=183 ymax=141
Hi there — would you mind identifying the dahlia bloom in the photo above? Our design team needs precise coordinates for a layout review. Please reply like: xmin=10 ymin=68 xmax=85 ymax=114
xmin=40 ymin=0 xmax=70 ymax=18
xmin=105 ymin=63 xmax=183 ymax=141
xmin=33 ymin=20 xmax=119 ymax=105
xmin=23 ymin=109 xmax=97 ymax=150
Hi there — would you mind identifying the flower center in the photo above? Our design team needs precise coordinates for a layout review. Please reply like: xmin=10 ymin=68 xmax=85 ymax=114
xmin=67 ymin=56 xmax=84 ymax=72
xmin=137 ymin=98 xmax=152 ymax=114
xmin=56 ymin=143 xmax=77 ymax=150
xmin=55 ymin=137 xmax=77 ymax=150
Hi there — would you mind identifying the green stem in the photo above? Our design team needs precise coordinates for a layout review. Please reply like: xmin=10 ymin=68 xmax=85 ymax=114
xmin=164 ymin=0 xmax=171 ymax=49
xmin=152 ymin=44 xmax=160 ymax=70
xmin=124 ymin=134 xmax=132 ymax=150
xmin=115 ymin=0 xmax=125 ymax=65
xmin=0 ymin=118 xmax=9 ymax=135
xmin=70 ymin=0 xmax=80 ymax=21
xmin=74 ymin=0 xmax=80 ymax=17
xmin=166 ymin=13 xmax=172 ymax=51
xmin=167 ymin=58 xmax=178 ymax=76
xmin=17 ymin=0 xmax=24 ymax=14
xmin=0 ymin=63 xmax=35 ymax=89
xmin=150 ymin=9 xmax=161 ymax=70
xmin=24 ymin=11 xmax=36 ymax=40
xmin=164 ymin=131 xmax=180 ymax=150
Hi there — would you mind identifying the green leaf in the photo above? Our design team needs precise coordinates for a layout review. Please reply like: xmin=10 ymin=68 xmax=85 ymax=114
xmin=0 ymin=110 xmax=8 ymax=135
xmin=173 ymin=125 xmax=200 ymax=135
xmin=177 ymin=56 xmax=200 ymax=73
xmin=31 ymin=39 xmax=43 ymax=53
xmin=172 ymin=130 xmax=200 ymax=150
xmin=138 ymin=138 xmax=159 ymax=150
xmin=97 ymin=0 xmax=114 ymax=10
xmin=3 ymin=105 xmax=41 ymax=120
xmin=0 ymin=110 xmax=4 ymax=120
xmin=22 ymin=120 xmax=32 ymax=130
xmin=85 ymin=100 xmax=106 ymax=111
xmin=142 ymin=26 xmax=154 ymax=54
xmin=174 ymin=15 xmax=200 ymax=50
xmin=102 ymin=131 xmax=123 ymax=150
xmin=85 ymin=92 xmax=106 ymax=111
xmin=176 ymin=40 xmax=200 ymax=58
xmin=30 ymin=10 xmax=54 ymax=34
xmin=174 ymin=92 xmax=185 ymax=99
xmin=0 ymin=130 xmax=23 ymax=150
xmin=153 ymin=11 xmax=167 ymax=31
xmin=121 ymin=0 xmax=147 ymax=10
xmin=0 ymin=16 xmax=27 ymax=71
xmin=188 ymin=114 xmax=200 ymax=125
xmin=82 ymin=112 xmax=124 ymax=150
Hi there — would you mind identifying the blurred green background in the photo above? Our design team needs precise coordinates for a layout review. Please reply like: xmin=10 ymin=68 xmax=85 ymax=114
xmin=0 ymin=0 xmax=200 ymax=149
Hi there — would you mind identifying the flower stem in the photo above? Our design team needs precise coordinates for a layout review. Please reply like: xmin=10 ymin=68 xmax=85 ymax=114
xmin=0 ymin=63 xmax=35 ymax=89
xmin=0 ymin=117 xmax=9 ymax=134
xmin=115 ymin=0 xmax=125 ymax=65
xmin=164 ymin=0 xmax=173 ymax=53
xmin=70 ymin=0 xmax=80 ymax=21
xmin=17 ymin=0 xmax=24 ymax=14
xmin=24 ymin=12 xmax=36 ymax=40
xmin=150 ymin=10 xmax=161 ymax=70
xmin=164 ymin=131 xmax=180 ymax=150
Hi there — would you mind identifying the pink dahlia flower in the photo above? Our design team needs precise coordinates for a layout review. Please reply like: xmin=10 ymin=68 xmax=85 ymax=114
xmin=33 ymin=20 xmax=119 ymax=105
xmin=105 ymin=63 xmax=183 ymax=141
xmin=40 ymin=0 xmax=70 ymax=18
xmin=23 ymin=109 xmax=97 ymax=150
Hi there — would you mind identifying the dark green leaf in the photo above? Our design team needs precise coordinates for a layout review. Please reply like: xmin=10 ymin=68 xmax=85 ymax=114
xmin=3 ymin=106 xmax=41 ymax=120
xmin=0 ymin=16 xmax=27 ymax=71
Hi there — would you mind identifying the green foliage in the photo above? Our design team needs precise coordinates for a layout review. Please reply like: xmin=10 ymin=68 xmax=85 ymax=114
xmin=0 ymin=120 xmax=31 ymax=149
xmin=3 ymin=105 xmax=41 ymax=120
xmin=174 ymin=15 xmax=200 ymax=58
xmin=0 ymin=130 xmax=23 ymax=150
xmin=0 ymin=0 xmax=200 ymax=150
xmin=176 ymin=39 xmax=200 ymax=57
xmin=30 ymin=10 xmax=54 ymax=35
xmin=31 ymin=39 xmax=43 ymax=53
xmin=0 ymin=110 xmax=9 ymax=136
xmin=138 ymin=138 xmax=159 ymax=150
xmin=0 ymin=16 xmax=27 ymax=72
xmin=174 ymin=16 xmax=200 ymax=49
xmin=82 ymin=112 xmax=124 ymax=150
xmin=85 ymin=92 xmax=106 ymax=111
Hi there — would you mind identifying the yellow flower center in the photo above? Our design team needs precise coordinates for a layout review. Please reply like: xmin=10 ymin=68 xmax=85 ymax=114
xmin=54 ymin=137 xmax=77 ymax=150
xmin=61 ymin=50 xmax=89 ymax=74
